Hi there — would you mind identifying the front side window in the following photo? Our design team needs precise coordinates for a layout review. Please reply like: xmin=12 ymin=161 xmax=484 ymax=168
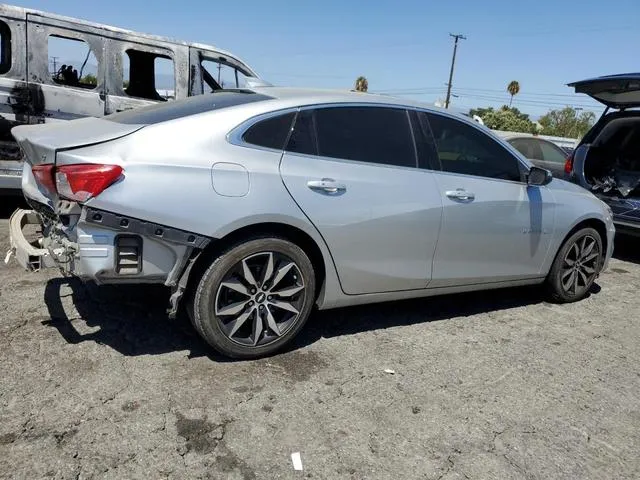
xmin=426 ymin=113 xmax=522 ymax=181
xmin=313 ymin=106 xmax=416 ymax=168
xmin=539 ymin=140 xmax=569 ymax=163
xmin=509 ymin=138 xmax=543 ymax=160
xmin=243 ymin=112 xmax=295 ymax=150
xmin=201 ymin=59 xmax=249 ymax=91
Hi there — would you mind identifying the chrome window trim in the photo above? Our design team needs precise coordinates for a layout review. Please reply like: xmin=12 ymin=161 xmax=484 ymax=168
xmin=227 ymin=106 xmax=300 ymax=154
xmin=227 ymin=101 xmax=534 ymax=183
xmin=228 ymin=102 xmax=420 ymax=168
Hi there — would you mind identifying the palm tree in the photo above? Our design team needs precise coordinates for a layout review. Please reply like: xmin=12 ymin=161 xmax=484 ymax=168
xmin=507 ymin=80 xmax=520 ymax=107
xmin=354 ymin=76 xmax=368 ymax=92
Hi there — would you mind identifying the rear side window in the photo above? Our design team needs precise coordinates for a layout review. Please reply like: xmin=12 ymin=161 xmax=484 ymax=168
xmin=426 ymin=113 xmax=522 ymax=181
xmin=314 ymin=107 xmax=416 ymax=168
xmin=509 ymin=138 xmax=542 ymax=160
xmin=539 ymin=140 xmax=568 ymax=163
xmin=123 ymin=49 xmax=175 ymax=101
xmin=287 ymin=110 xmax=317 ymax=155
xmin=243 ymin=112 xmax=295 ymax=150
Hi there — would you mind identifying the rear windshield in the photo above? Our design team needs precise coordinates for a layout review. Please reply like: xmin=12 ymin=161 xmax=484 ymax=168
xmin=104 ymin=90 xmax=272 ymax=125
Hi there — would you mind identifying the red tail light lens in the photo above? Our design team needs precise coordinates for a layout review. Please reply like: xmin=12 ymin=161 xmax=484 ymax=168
xmin=564 ymin=153 xmax=574 ymax=175
xmin=32 ymin=164 xmax=56 ymax=194
xmin=55 ymin=164 xmax=123 ymax=202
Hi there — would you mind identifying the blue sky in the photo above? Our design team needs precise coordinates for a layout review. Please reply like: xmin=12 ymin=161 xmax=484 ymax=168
xmin=13 ymin=0 xmax=640 ymax=117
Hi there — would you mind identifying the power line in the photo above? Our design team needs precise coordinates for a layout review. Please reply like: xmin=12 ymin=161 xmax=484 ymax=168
xmin=451 ymin=92 xmax=601 ymax=109
xmin=445 ymin=33 xmax=466 ymax=109
xmin=375 ymin=86 xmax=594 ymax=99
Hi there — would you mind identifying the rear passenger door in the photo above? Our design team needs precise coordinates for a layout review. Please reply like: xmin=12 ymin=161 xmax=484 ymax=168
xmin=279 ymin=105 xmax=443 ymax=295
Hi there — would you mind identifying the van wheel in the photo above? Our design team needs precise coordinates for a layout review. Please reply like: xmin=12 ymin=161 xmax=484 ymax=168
xmin=546 ymin=227 xmax=602 ymax=303
xmin=192 ymin=237 xmax=316 ymax=359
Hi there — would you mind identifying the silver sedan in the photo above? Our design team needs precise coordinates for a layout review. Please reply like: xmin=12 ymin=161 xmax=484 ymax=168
xmin=8 ymin=88 xmax=615 ymax=358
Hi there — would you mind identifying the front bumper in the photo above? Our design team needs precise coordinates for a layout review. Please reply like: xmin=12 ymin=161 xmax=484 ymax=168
xmin=7 ymin=206 xmax=210 ymax=286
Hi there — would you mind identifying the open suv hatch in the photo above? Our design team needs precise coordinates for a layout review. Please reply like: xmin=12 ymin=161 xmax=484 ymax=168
xmin=567 ymin=73 xmax=640 ymax=235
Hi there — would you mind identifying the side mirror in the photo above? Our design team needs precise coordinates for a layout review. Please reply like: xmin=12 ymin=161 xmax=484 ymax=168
xmin=527 ymin=166 xmax=552 ymax=186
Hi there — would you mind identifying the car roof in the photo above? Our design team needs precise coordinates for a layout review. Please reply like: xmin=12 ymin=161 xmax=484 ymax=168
xmin=249 ymin=86 xmax=461 ymax=115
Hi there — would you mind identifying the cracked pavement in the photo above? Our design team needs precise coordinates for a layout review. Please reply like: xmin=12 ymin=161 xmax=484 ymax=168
xmin=0 ymin=199 xmax=639 ymax=479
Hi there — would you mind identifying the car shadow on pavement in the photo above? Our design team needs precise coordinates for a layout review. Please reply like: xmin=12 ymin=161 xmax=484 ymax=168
xmin=42 ymin=277 xmax=227 ymax=361
xmin=291 ymin=285 xmax=555 ymax=351
xmin=43 ymin=276 xmax=602 ymax=360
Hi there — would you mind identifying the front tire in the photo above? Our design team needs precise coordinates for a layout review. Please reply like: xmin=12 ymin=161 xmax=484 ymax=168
xmin=546 ymin=227 xmax=603 ymax=303
xmin=192 ymin=237 xmax=316 ymax=359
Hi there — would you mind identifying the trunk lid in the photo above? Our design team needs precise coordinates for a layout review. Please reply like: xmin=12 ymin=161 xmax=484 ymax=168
xmin=11 ymin=117 xmax=143 ymax=206
xmin=568 ymin=73 xmax=640 ymax=109
xmin=12 ymin=117 xmax=143 ymax=167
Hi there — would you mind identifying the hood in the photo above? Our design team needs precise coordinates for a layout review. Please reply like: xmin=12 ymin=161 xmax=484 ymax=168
xmin=568 ymin=73 xmax=640 ymax=109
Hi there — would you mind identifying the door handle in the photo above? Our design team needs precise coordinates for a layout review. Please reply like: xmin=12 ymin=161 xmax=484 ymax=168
xmin=445 ymin=189 xmax=475 ymax=201
xmin=307 ymin=178 xmax=346 ymax=194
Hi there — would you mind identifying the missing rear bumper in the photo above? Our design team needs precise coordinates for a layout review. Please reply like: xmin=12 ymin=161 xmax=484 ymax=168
xmin=7 ymin=209 xmax=56 ymax=271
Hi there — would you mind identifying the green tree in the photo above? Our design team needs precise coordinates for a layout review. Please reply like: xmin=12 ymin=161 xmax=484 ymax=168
xmin=538 ymin=107 xmax=596 ymax=138
xmin=354 ymin=76 xmax=368 ymax=92
xmin=507 ymin=80 xmax=520 ymax=107
xmin=469 ymin=106 xmax=536 ymax=134
xmin=80 ymin=73 xmax=97 ymax=86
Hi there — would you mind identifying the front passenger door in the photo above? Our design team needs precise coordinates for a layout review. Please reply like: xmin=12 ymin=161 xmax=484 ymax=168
xmin=422 ymin=112 xmax=556 ymax=287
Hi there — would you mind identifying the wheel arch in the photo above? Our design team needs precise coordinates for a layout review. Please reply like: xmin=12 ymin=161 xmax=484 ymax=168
xmin=186 ymin=221 xmax=329 ymax=301
xmin=564 ymin=218 xmax=608 ymax=256
xmin=547 ymin=217 xmax=609 ymax=276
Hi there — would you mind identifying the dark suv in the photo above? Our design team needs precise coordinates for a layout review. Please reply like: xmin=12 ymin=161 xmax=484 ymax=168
xmin=567 ymin=73 xmax=640 ymax=236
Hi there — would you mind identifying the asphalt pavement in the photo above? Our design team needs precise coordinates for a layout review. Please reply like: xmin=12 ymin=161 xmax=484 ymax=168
xmin=0 ymin=197 xmax=638 ymax=479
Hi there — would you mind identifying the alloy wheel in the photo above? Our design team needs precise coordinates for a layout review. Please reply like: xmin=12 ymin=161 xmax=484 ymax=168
xmin=214 ymin=251 xmax=306 ymax=347
xmin=560 ymin=234 xmax=600 ymax=296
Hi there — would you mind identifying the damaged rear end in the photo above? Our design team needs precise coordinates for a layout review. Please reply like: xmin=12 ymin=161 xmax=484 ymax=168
xmin=568 ymin=74 xmax=640 ymax=234
xmin=8 ymin=117 xmax=142 ymax=271
xmin=7 ymin=116 xmax=208 ymax=305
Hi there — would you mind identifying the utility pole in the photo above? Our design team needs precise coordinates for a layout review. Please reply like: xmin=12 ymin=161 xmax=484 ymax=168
xmin=444 ymin=33 xmax=466 ymax=109
xmin=50 ymin=56 xmax=59 ymax=75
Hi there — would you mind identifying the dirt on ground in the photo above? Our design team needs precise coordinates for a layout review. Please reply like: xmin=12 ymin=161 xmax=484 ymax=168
xmin=0 ymin=198 xmax=639 ymax=479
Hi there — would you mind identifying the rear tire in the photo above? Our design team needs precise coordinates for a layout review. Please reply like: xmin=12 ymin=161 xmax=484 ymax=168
xmin=546 ymin=227 xmax=602 ymax=303
xmin=192 ymin=237 xmax=316 ymax=359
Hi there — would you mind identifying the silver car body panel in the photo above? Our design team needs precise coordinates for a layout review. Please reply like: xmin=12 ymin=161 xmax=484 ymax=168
xmin=8 ymin=87 xmax=615 ymax=311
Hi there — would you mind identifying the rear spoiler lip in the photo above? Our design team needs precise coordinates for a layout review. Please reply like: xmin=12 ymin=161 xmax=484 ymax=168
xmin=10 ymin=117 xmax=145 ymax=167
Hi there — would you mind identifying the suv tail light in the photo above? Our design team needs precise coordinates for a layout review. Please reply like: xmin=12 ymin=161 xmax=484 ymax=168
xmin=564 ymin=152 xmax=574 ymax=175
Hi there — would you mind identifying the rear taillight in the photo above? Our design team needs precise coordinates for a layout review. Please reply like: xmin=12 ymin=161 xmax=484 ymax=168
xmin=31 ymin=163 xmax=123 ymax=201
xmin=56 ymin=164 xmax=123 ymax=202
xmin=32 ymin=164 xmax=56 ymax=194
xmin=564 ymin=153 xmax=574 ymax=175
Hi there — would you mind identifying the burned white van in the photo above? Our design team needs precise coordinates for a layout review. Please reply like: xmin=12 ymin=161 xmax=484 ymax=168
xmin=0 ymin=4 xmax=261 ymax=194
